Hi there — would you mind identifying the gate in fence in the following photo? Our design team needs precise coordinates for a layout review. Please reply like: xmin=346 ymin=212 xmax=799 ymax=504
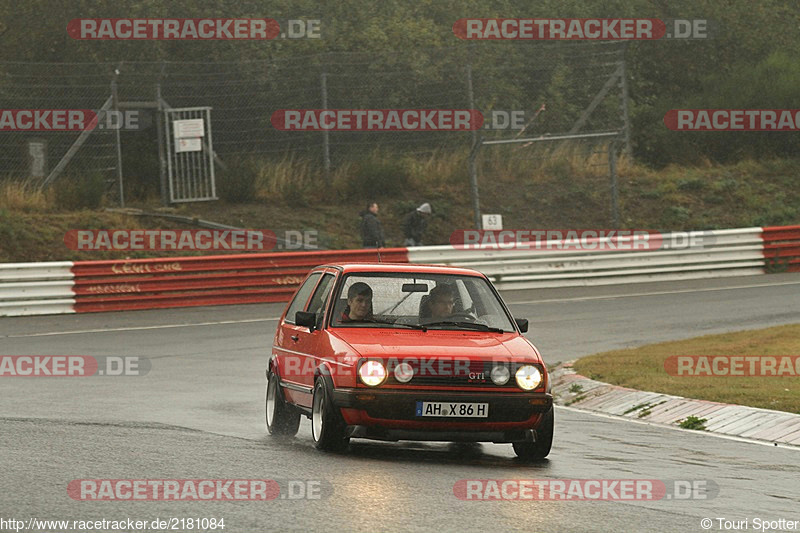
xmin=164 ymin=107 xmax=217 ymax=203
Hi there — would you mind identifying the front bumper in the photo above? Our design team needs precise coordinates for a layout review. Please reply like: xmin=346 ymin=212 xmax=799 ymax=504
xmin=332 ymin=388 xmax=552 ymax=442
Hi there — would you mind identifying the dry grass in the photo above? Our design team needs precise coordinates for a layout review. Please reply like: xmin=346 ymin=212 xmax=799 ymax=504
xmin=0 ymin=181 xmax=52 ymax=212
xmin=247 ymin=142 xmax=631 ymax=198
xmin=254 ymin=155 xmax=316 ymax=198
xmin=573 ymin=324 xmax=800 ymax=414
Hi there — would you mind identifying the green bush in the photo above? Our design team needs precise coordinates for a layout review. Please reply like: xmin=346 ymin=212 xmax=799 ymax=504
xmin=281 ymin=178 xmax=310 ymax=208
xmin=663 ymin=206 xmax=691 ymax=226
xmin=53 ymin=173 xmax=105 ymax=210
xmin=678 ymin=416 xmax=707 ymax=431
xmin=218 ymin=159 xmax=258 ymax=203
xmin=340 ymin=158 xmax=409 ymax=199
xmin=677 ymin=178 xmax=705 ymax=191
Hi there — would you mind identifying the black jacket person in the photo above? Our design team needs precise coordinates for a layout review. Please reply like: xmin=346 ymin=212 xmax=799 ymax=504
xmin=360 ymin=202 xmax=385 ymax=248
xmin=403 ymin=202 xmax=431 ymax=246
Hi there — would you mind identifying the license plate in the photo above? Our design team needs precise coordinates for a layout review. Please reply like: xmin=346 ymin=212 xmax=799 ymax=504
xmin=415 ymin=401 xmax=489 ymax=418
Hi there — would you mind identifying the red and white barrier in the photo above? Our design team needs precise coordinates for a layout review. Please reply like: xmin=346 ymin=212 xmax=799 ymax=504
xmin=71 ymin=248 xmax=408 ymax=314
xmin=0 ymin=226 xmax=797 ymax=317
xmin=762 ymin=225 xmax=800 ymax=273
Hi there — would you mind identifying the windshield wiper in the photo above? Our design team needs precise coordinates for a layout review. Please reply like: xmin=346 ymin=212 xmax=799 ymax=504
xmin=358 ymin=318 xmax=428 ymax=331
xmin=424 ymin=320 xmax=504 ymax=333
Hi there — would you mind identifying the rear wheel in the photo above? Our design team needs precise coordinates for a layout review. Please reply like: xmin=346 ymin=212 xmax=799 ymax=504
xmin=266 ymin=371 xmax=300 ymax=436
xmin=311 ymin=375 xmax=349 ymax=452
xmin=513 ymin=406 xmax=553 ymax=461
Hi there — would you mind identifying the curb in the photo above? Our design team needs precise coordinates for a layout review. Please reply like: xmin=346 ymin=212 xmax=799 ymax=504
xmin=551 ymin=362 xmax=800 ymax=447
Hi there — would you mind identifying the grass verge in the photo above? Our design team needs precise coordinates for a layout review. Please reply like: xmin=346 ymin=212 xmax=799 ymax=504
xmin=573 ymin=324 xmax=800 ymax=414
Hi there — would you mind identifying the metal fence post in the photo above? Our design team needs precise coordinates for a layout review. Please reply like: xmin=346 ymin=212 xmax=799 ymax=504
xmin=620 ymin=43 xmax=632 ymax=158
xmin=111 ymin=78 xmax=124 ymax=207
xmin=609 ymin=141 xmax=620 ymax=228
xmin=466 ymin=63 xmax=481 ymax=229
xmin=321 ymin=69 xmax=331 ymax=183
xmin=155 ymin=83 xmax=168 ymax=206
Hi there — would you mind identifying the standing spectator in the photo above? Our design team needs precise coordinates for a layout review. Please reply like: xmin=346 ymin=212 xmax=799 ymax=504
xmin=359 ymin=201 xmax=385 ymax=248
xmin=402 ymin=202 xmax=431 ymax=246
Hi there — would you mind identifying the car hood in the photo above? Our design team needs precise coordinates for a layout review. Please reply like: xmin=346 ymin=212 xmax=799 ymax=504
xmin=329 ymin=328 xmax=540 ymax=362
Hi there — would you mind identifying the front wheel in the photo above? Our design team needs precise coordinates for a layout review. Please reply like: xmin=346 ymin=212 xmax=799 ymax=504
xmin=513 ymin=406 xmax=553 ymax=461
xmin=266 ymin=371 xmax=300 ymax=436
xmin=311 ymin=376 xmax=349 ymax=452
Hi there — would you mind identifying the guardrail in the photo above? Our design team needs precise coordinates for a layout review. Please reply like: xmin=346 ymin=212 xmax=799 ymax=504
xmin=71 ymin=248 xmax=408 ymax=313
xmin=1 ymin=225 xmax=798 ymax=317
xmin=0 ymin=262 xmax=75 ymax=316
xmin=408 ymin=228 xmax=767 ymax=290
xmin=763 ymin=225 xmax=800 ymax=273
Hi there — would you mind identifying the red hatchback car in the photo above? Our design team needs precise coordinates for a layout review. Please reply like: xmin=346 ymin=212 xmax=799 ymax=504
xmin=265 ymin=263 xmax=553 ymax=460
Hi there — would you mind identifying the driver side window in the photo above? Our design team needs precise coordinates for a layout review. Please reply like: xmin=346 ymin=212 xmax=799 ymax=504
xmin=306 ymin=274 xmax=335 ymax=328
xmin=284 ymin=273 xmax=321 ymax=324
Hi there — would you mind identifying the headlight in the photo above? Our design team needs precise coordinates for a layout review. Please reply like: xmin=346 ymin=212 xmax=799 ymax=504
xmin=394 ymin=362 xmax=414 ymax=383
xmin=358 ymin=360 xmax=387 ymax=386
xmin=515 ymin=365 xmax=542 ymax=390
xmin=490 ymin=365 xmax=510 ymax=385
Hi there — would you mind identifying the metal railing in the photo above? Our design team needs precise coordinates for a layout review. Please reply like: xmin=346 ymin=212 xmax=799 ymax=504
xmin=1 ymin=225 xmax=798 ymax=317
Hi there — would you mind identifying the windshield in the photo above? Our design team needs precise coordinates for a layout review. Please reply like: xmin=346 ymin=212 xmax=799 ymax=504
xmin=330 ymin=272 xmax=515 ymax=332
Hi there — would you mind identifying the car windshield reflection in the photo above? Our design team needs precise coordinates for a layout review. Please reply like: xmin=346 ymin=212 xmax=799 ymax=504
xmin=330 ymin=272 xmax=515 ymax=332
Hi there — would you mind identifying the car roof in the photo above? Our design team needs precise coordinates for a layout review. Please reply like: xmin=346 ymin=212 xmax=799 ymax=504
xmin=315 ymin=262 xmax=486 ymax=277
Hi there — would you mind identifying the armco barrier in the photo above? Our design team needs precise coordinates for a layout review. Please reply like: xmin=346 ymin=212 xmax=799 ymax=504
xmin=70 ymin=248 xmax=409 ymax=313
xmin=1 ymin=226 xmax=798 ymax=317
xmin=0 ymin=262 xmax=75 ymax=316
xmin=762 ymin=225 xmax=800 ymax=273
xmin=408 ymin=228 xmax=766 ymax=290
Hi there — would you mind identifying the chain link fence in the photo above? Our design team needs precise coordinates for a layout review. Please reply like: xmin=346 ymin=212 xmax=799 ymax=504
xmin=0 ymin=41 xmax=628 ymax=207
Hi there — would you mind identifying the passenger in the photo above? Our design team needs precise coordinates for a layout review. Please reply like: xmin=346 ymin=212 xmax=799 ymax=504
xmin=427 ymin=284 xmax=456 ymax=320
xmin=341 ymin=282 xmax=374 ymax=322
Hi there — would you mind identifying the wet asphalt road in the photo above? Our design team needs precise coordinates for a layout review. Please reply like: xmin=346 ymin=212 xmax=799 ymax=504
xmin=1 ymin=273 xmax=799 ymax=533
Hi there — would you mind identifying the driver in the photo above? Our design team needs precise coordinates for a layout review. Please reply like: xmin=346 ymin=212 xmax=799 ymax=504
xmin=341 ymin=282 xmax=373 ymax=322
xmin=427 ymin=284 xmax=456 ymax=319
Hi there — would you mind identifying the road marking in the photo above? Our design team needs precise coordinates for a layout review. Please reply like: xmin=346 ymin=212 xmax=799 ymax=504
xmin=558 ymin=405 xmax=800 ymax=451
xmin=506 ymin=280 xmax=800 ymax=305
xmin=4 ymin=317 xmax=281 ymax=338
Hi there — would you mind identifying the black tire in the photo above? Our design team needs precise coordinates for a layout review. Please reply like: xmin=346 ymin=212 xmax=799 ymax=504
xmin=266 ymin=371 xmax=300 ymax=436
xmin=513 ymin=406 xmax=554 ymax=461
xmin=311 ymin=375 xmax=349 ymax=452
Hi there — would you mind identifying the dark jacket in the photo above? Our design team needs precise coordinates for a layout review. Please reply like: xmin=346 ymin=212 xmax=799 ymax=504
xmin=360 ymin=211 xmax=385 ymax=248
xmin=403 ymin=210 xmax=428 ymax=244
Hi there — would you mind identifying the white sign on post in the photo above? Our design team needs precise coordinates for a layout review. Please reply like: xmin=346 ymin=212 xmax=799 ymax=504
xmin=482 ymin=214 xmax=503 ymax=230
xmin=173 ymin=119 xmax=205 ymax=138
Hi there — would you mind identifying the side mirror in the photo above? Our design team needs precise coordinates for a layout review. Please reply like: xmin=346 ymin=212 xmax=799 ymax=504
xmin=514 ymin=318 xmax=529 ymax=333
xmin=295 ymin=311 xmax=317 ymax=331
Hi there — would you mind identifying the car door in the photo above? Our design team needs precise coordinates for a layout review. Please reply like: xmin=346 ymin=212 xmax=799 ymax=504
xmin=296 ymin=272 xmax=337 ymax=395
xmin=275 ymin=271 xmax=322 ymax=405
xmin=277 ymin=271 xmax=336 ymax=408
